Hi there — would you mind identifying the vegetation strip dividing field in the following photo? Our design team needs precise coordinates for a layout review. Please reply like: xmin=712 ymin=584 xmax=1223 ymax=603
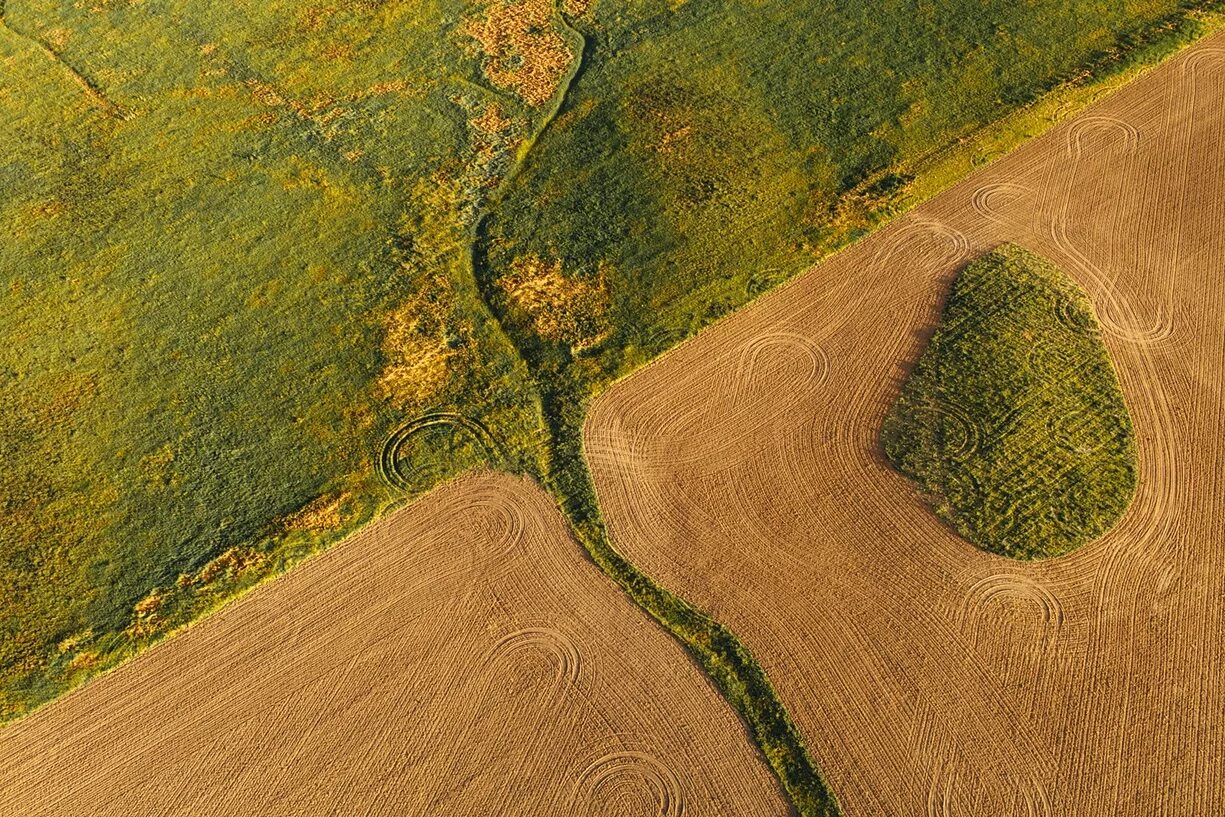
xmin=3 ymin=1 xmax=1225 ymax=813
xmin=544 ymin=397 xmax=843 ymax=815
xmin=458 ymin=8 xmax=840 ymax=811
xmin=882 ymin=245 xmax=1138 ymax=559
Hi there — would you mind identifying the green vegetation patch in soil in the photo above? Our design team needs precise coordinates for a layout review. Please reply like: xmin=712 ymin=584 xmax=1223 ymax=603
xmin=883 ymin=244 xmax=1137 ymax=559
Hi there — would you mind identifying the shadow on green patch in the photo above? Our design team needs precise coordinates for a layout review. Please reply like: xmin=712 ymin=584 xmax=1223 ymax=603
xmin=882 ymin=243 xmax=1137 ymax=559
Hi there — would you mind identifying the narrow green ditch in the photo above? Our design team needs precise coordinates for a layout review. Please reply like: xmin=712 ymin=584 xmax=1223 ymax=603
xmin=540 ymin=381 xmax=842 ymax=815
xmin=460 ymin=11 xmax=842 ymax=813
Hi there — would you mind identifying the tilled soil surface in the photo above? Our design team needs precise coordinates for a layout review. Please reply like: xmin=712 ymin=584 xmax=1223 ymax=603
xmin=0 ymin=472 xmax=786 ymax=816
xmin=588 ymin=33 xmax=1225 ymax=817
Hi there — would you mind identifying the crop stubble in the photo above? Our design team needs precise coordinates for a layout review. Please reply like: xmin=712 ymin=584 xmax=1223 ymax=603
xmin=0 ymin=473 xmax=785 ymax=816
xmin=587 ymin=33 xmax=1225 ymax=816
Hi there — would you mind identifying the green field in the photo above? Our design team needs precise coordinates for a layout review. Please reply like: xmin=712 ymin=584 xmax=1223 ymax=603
xmin=0 ymin=0 xmax=564 ymax=711
xmin=883 ymin=245 xmax=1138 ymax=559
xmin=1 ymin=0 xmax=1220 ymax=811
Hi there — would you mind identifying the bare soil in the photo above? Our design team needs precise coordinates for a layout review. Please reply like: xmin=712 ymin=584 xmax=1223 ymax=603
xmin=588 ymin=33 xmax=1225 ymax=817
xmin=0 ymin=473 xmax=786 ymax=816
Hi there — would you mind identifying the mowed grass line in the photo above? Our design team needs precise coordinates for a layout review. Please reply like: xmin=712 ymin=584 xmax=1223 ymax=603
xmin=882 ymin=245 xmax=1138 ymax=559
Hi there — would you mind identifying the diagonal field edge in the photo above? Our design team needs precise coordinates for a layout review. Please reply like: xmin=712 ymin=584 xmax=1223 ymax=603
xmin=538 ymin=4 xmax=1225 ymax=816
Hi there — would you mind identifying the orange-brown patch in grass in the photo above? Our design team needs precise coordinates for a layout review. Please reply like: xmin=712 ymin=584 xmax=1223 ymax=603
xmin=42 ymin=27 xmax=73 ymax=49
xmin=354 ymin=78 xmax=413 ymax=100
xmin=299 ymin=5 xmax=337 ymax=33
xmin=471 ymin=101 xmax=515 ymax=135
xmin=653 ymin=124 xmax=692 ymax=154
xmin=320 ymin=42 xmax=355 ymax=63
xmin=30 ymin=200 xmax=67 ymax=221
xmin=282 ymin=492 xmax=350 ymax=534
xmin=462 ymin=0 xmax=575 ymax=107
xmin=194 ymin=547 xmax=266 ymax=586
xmin=459 ymin=100 xmax=523 ymax=203
xmin=126 ymin=589 xmax=167 ymax=638
xmin=376 ymin=179 xmax=475 ymax=410
xmin=66 ymin=651 xmax=99 ymax=672
xmin=376 ymin=285 xmax=458 ymax=410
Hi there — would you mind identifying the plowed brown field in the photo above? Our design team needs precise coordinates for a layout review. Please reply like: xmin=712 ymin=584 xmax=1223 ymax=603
xmin=0 ymin=473 xmax=786 ymax=816
xmin=587 ymin=33 xmax=1225 ymax=816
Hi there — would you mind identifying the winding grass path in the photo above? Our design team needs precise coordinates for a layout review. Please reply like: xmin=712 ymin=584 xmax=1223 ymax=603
xmin=463 ymin=7 xmax=843 ymax=814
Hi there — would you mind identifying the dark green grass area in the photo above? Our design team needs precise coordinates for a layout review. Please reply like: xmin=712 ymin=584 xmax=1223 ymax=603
xmin=882 ymin=245 xmax=1138 ymax=559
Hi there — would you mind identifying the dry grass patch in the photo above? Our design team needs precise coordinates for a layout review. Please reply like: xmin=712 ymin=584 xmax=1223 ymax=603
xmin=498 ymin=254 xmax=610 ymax=351
xmin=462 ymin=0 xmax=575 ymax=106
xmin=281 ymin=492 xmax=349 ymax=533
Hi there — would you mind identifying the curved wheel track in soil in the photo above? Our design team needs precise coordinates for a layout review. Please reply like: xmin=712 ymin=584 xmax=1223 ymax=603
xmin=587 ymin=32 xmax=1225 ymax=816
xmin=569 ymin=749 xmax=685 ymax=816
xmin=0 ymin=473 xmax=786 ymax=817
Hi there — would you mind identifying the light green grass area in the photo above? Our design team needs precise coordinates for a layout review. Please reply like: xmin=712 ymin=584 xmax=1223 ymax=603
xmin=883 ymin=245 xmax=1138 ymax=559
xmin=0 ymin=0 xmax=551 ymax=712
xmin=2 ymin=0 xmax=1221 ymax=813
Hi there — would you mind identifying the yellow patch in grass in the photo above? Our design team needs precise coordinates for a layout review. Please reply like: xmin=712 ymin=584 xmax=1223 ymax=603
xmin=195 ymin=547 xmax=265 ymax=585
xmin=282 ymin=492 xmax=349 ymax=533
xmin=498 ymin=255 xmax=610 ymax=351
xmin=376 ymin=279 xmax=458 ymax=410
xmin=127 ymin=588 xmax=167 ymax=638
xmin=43 ymin=27 xmax=74 ymax=49
xmin=471 ymin=102 xmax=514 ymax=135
xmin=376 ymin=178 xmax=472 ymax=410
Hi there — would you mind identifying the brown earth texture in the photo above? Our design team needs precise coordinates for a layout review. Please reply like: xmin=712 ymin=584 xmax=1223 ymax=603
xmin=0 ymin=473 xmax=786 ymax=816
xmin=587 ymin=32 xmax=1225 ymax=817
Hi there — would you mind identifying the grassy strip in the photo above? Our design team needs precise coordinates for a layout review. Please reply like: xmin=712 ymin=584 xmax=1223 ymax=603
xmin=465 ymin=13 xmax=840 ymax=812
xmin=539 ymin=381 xmax=841 ymax=816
